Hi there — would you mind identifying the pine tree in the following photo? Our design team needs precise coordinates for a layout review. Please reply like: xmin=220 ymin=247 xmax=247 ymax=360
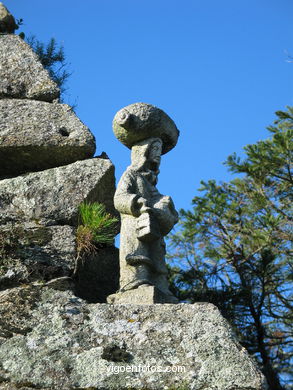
xmin=26 ymin=36 xmax=71 ymax=99
xmin=168 ymin=107 xmax=293 ymax=390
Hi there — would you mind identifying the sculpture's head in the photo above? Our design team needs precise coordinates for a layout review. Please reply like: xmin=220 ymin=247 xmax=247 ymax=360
xmin=131 ymin=138 xmax=163 ymax=182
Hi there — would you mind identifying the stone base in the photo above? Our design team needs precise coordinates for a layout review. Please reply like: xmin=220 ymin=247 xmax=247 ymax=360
xmin=0 ymin=285 xmax=267 ymax=390
xmin=107 ymin=284 xmax=178 ymax=304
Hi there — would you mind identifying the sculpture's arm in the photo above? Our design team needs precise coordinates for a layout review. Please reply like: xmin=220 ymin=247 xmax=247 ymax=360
xmin=114 ymin=170 xmax=146 ymax=217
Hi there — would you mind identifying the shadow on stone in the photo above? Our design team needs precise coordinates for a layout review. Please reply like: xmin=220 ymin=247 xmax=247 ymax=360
xmin=74 ymin=246 xmax=119 ymax=303
xmin=101 ymin=343 xmax=133 ymax=363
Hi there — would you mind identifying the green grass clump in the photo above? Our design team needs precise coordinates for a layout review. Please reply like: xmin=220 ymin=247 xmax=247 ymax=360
xmin=76 ymin=202 xmax=118 ymax=255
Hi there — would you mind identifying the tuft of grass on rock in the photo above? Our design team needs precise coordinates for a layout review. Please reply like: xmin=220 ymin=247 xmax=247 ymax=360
xmin=76 ymin=202 xmax=118 ymax=256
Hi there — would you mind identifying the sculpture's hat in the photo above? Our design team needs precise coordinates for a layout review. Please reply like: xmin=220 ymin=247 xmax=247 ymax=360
xmin=113 ymin=103 xmax=179 ymax=154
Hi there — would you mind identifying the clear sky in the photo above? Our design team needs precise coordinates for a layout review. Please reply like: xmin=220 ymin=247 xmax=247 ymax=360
xmin=5 ymin=0 xmax=293 ymax=211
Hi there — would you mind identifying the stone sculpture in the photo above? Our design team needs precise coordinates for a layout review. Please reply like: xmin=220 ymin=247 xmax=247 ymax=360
xmin=108 ymin=103 xmax=180 ymax=303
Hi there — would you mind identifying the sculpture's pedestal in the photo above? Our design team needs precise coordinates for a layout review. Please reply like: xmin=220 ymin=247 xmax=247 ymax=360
xmin=0 ymin=285 xmax=267 ymax=390
xmin=107 ymin=285 xmax=178 ymax=304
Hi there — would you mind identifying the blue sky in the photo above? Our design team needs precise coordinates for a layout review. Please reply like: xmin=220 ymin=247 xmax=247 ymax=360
xmin=5 ymin=0 xmax=293 ymax=211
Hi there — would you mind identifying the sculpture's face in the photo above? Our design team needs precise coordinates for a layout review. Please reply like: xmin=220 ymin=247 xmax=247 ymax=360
xmin=148 ymin=140 xmax=162 ymax=172
xmin=130 ymin=138 xmax=163 ymax=177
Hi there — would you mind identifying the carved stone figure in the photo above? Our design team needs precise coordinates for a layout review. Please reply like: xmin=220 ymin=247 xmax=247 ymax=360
xmin=108 ymin=103 xmax=180 ymax=303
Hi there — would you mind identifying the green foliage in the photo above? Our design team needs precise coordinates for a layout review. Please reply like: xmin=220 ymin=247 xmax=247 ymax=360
xmin=76 ymin=202 xmax=118 ymax=255
xmin=26 ymin=36 xmax=71 ymax=99
xmin=168 ymin=107 xmax=293 ymax=390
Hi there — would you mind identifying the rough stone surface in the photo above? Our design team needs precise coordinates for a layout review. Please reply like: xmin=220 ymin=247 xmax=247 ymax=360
xmin=74 ymin=246 xmax=119 ymax=303
xmin=0 ymin=157 xmax=117 ymax=226
xmin=0 ymin=3 xmax=18 ymax=33
xmin=0 ymin=383 xmax=40 ymax=390
xmin=113 ymin=102 xmax=179 ymax=154
xmin=0 ymin=224 xmax=76 ymax=289
xmin=0 ymin=35 xmax=60 ymax=101
xmin=108 ymin=284 xmax=178 ymax=304
xmin=0 ymin=285 xmax=267 ymax=390
xmin=0 ymin=99 xmax=96 ymax=177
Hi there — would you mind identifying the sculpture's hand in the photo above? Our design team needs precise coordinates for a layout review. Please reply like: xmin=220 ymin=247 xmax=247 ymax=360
xmin=136 ymin=197 xmax=151 ymax=215
xmin=159 ymin=196 xmax=172 ymax=205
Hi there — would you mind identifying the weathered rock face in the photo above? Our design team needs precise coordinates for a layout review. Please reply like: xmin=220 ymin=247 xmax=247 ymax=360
xmin=0 ymin=221 xmax=119 ymax=298
xmin=0 ymin=285 xmax=267 ymax=390
xmin=0 ymin=3 xmax=18 ymax=33
xmin=0 ymin=224 xmax=76 ymax=289
xmin=0 ymin=157 xmax=116 ymax=226
xmin=0 ymin=35 xmax=60 ymax=101
xmin=0 ymin=13 xmax=119 ymax=307
xmin=0 ymin=99 xmax=96 ymax=178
